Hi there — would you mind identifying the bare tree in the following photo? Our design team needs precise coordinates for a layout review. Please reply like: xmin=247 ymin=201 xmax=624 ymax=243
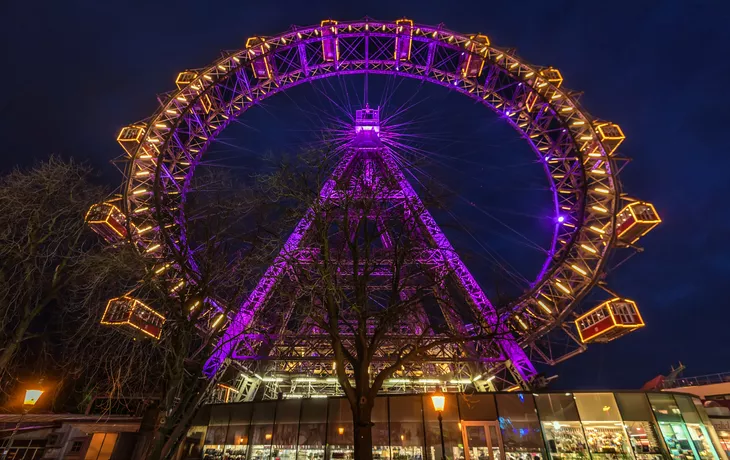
xmin=0 ymin=157 xmax=129 ymax=398
xmin=252 ymin=148 xmax=508 ymax=460
xmin=62 ymin=168 xmax=276 ymax=459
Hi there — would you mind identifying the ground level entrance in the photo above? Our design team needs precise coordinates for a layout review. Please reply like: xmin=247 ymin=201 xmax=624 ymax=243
xmin=462 ymin=422 xmax=503 ymax=460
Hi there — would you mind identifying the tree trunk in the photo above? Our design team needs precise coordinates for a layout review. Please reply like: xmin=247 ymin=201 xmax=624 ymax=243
xmin=132 ymin=403 xmax=161 ymax=460
xmin=353 ymin=398 xmax=374 ymax=460
xmin=0 ymin=313 xmax=34 ymax=375
xmin=146 ymin=373 xmax=207 ymax=460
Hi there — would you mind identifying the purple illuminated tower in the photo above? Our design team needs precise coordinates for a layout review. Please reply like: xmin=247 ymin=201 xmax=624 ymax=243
xmin=204 ymin=107 xmax=539 ymax=392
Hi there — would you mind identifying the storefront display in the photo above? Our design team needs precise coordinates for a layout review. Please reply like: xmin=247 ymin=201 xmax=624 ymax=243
xmin=685 ymin=424 xmax=718 ymax=460
xmin=496 ymin=394 xmax=545 ymax=460
xmin=197 ymin=392 xmax=727 ymax=460
xmin=202 ymin=445 xmax=224 ymax=460
xmin=624 ymin=421 xmax=664 ymax=460
xmin=583 ymin=426 xmax=632 ymax=459
xmin=542 ymin=422 xmax=590 ymax=459
xmin=298 ymin=398 xmax=328 ymax=460
xmin=660 ymin=423 xmax=697 ymax=460
xmin=204 ymin=405 xmax=231 ymax=459
xmin=674 ymin=395 xmax=720 ymax=460
xmin=693 ymin=397 xmax=727 ymax=459
xmin=574 ymin=393 xmax=633 ymax=459
xmin=535 ymin=394 xmax=590 ymax=459
xmin=297 ymin=446 xmax=326 ymax=460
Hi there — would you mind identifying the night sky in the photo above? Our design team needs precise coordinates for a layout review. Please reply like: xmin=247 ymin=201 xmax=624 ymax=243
xmin=2 ymin=0 xmax=729 ymax=390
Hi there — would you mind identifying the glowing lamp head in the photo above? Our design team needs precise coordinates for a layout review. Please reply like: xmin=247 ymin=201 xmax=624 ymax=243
xmin=338 ymin=427 xmax=345 ymax=435
xmin=24 ymin=389 xmax=44 ymax=406
xmin=557 ymin=215 xmax=565 ymax=223
xmin=431 ymin=391 xmax=446 ymax=413
xmin=265 ymin=433 xmax=272 ymax=441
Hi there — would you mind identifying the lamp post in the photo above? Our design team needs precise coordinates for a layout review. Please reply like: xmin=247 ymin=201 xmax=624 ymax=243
xmin=1 ymin=389 xmax=44 ymax=460
xmin=431 ymin=391 xmax=447 ymax=460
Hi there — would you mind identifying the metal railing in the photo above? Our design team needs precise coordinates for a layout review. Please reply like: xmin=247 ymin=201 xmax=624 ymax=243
xmin=664 ymin=372 xmax=730 ymax=389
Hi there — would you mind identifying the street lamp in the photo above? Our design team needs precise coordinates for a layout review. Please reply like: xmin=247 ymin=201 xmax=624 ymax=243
xmin=1 ymin=389 xmax=44 ymax=460
xmin=431 ymin=391 xmax=447 ymax=460
xmin=23 ymin=390 xmax=43 ymax=406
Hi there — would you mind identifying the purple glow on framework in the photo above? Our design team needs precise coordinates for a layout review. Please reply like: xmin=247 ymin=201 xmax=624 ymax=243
xmin=205 ymin=108 xmax=538 ymax=383
xmin=557 ymin=215 xmax=565 ymax=223
xmin=203 ymin=150 xmax=357 ymax=377
xmin=378 ymin=150 xmax=538 ymax=382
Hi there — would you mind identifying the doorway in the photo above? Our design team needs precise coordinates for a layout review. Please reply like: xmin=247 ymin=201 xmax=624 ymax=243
xmin=462 ymin=421 xmax=503 ymax=460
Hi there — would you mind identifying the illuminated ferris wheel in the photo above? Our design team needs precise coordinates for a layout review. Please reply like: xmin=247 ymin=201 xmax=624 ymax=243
xmin=86 ymin=18 xmax=661 ymax=394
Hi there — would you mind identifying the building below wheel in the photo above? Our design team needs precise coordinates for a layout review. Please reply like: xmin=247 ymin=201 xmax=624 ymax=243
xmin=184 ymin=390 xmax=727 ymax=460
xmin=645 ymin=369 xmax=730 ymax=459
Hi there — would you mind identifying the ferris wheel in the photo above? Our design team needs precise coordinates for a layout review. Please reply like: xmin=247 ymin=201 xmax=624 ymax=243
xmin=86 ymin=18 xmax=661 ymax=393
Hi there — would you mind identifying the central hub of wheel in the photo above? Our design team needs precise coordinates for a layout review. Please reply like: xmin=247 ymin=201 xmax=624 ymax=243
xmin=353 ymin=107 xmax=383 ymax=150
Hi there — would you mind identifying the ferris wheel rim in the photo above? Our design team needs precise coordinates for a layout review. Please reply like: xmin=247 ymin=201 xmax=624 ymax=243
xmin=120 ymin=18 xmax=623 ymax=347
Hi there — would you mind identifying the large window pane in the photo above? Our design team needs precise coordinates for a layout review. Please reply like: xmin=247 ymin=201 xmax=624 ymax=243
xmin=658 ymin=422 xmax=698 ymax=460
xmin=647 ymin=394 xmax=683 ymax=423
xmin=250 ymin=401 xmax=276 ymax=460
xmin=458 ymin=394 xmax=497 ymax=421
xmin=273 ymin=399 xmax=300 ymax=460
xmin=575 ymin=393 xmax=632 ymax=460
xmin=496 ymin=393 xmax=545 ymax=460
xmin=616 ymin=393 xmax=666 ymax=460
xmin=225 ymin=404 xmax=253 ymax=459
xmin=298 ymin=398 xmax=328 ymax=460
xmin=390 ymin=395 xmax=424 ymax=460
xmin=675 ymin=395 xmax=702 ymax=424
xmin=692 ymin=397 xmax=727 ymax=460
xmin=423 ymin=394 xmax=462 ymax=460
xmin=535 ymin=393 xmax=581 ymax=422
xmin=684 ymin=423 xmax=719 ymax=460
xmin=372 ymin=397 xmax=389 ymax=460
xmin=648 ymin=394 xmax=698 ymax=460
xmin=672 ymin=394 xmax=718 ymax=459
xmin=535 ymin=393 xmax=589 ymax=459
xmin=204 ymin=405 xmax=230 ymax=458
xmin=328 ymin=398 xmax=354 ymax=460
xmin=616 ymin=393 xmax=654 ymax=422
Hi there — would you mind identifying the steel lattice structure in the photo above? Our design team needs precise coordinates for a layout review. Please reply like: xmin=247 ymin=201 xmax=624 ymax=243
xmin=87 ymin=18 xmax=661 ymax=396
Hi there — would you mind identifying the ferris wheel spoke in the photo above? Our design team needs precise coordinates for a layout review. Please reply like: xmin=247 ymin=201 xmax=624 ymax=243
xmin=394 ymin=153 xmax=549 ymax=254
xmin=389 ymin=153 xmax=545 ymax=291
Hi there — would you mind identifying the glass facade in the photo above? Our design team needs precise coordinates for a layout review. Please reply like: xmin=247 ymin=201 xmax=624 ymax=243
xmin=496 ymin=393 xmax=545 ymax=460
xmin=199 ymin=392 xmax=726 ymax=460
xmin=574 ymin=393 xmax=632 ymax=459
xmin=535 ymin=393 xmax=590 ymax=459
xmin=615 ymin=393 xmax=667 ymax=460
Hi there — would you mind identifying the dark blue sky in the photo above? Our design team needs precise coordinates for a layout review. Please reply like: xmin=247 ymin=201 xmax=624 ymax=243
xmin=2 ymin=0 xmax=729 ymax=389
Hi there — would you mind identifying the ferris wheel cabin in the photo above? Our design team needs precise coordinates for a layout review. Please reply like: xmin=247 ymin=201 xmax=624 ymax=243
xmin=395 ymin=19 xmax=414 ymax=61
xmin=320 ymin=20 xmax=339 ymax=62
xmin=575 ymin=298 xmax=644 ymax=344
xmin=609 ymin=201 xmax=661 ymax=245
xmin=460 ymin=35 xmax=489 ymax=78
xmin=101 ymin=296 xmax=166 ymax=340
xmin=246 ymin=36 xmax=273 ymax=79
xmin=116 ymin=125 xmax=145 ymax=156
xmin=85 ymin=201 xmax=130 ymax=243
